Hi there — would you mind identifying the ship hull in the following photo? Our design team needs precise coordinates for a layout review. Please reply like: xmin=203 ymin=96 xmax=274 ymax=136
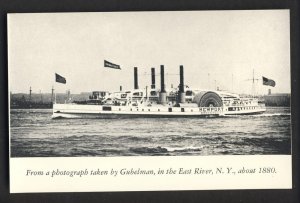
xmin=52 ymin=112 xmax=221 ymax=119
xmin=224 ymin=111 xmax=265 ymax=116
xmin=52 ymin=104 xmax=266 ymax=119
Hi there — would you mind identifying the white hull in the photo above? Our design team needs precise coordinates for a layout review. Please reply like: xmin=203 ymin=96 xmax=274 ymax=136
xmin=52 ymin=103 xmax=266 ymax=119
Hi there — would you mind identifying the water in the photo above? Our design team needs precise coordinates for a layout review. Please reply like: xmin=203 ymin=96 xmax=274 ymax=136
xmin=10 ymin=107 xmax=291 ymax=157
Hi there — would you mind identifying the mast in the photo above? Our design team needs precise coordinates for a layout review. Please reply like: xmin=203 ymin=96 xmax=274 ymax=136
xmin=252 ymin=69 xmax=255 ymax=97
xmin=66 ymin=89 xmax=71 ymax=103
xmin=39 ymin=90 xmax=43 ymax=103
xmin=51 ymin=86 xmax=54 ymax=104
xmin=246 ymin=69 xmax=260 ymax=97
xmin=231 ymin=74 xmax=233 ymax=93
xmin=214 ymin=80 xmax=216 ymax=91
xmin=29 ymin=86 xmax=32 ymax=103
xmin=145 ymin=86 xmax=148 ymax=101
xmin=208 ymin=73 xmax=210 ymax=89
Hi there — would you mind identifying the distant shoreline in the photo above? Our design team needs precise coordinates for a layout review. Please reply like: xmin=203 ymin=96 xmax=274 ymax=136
xmin=10 ymin=92 xmax=291 ymax=109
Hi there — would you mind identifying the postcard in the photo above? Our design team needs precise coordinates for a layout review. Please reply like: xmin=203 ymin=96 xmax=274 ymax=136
xmin=8 ymin=10 xmax=291 ymax=193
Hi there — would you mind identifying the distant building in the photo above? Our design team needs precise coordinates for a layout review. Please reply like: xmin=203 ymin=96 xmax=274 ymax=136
xmin=264 ymin=93 xmax=290 ymax=107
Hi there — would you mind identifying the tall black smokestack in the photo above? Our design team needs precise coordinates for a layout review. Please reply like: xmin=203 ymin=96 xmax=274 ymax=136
xmin=160 ymin=65 xmax=165 ymax=93
xmin=179 ymin=65 xmax=186 ymax=103
xmin=159 ymin=65 xmax=167 ymax=104
xmin=134 ymin=67 xmax=138 ymax=89
xmin=179 ymin=65 xmax=184 ymax=93
xmin=151 ymin=67 xmax=155 ymax=89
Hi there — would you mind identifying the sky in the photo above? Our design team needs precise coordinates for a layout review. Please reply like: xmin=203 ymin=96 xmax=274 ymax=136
xmin=8 ymin=10 xmax=290 ymax=95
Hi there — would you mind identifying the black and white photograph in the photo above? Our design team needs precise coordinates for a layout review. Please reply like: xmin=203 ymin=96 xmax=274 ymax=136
xmin=9 ymin=11 xmax=291 ymax=157
xmin=8 ymin=10 xmax=293 ymax=193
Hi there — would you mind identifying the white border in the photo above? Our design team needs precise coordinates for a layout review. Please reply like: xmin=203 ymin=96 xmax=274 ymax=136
xmin=8 ymin=11 xmax=292 ymax=193
xmin=10 ymin=155 xmax=292 ymax=193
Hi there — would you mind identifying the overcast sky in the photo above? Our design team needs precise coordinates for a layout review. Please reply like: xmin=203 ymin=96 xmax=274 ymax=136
xmin=8 ymin=10 xmax=290 ymax=94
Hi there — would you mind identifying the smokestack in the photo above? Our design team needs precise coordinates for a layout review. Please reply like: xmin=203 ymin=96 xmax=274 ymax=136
xmin=160 ymin=65 xmax=165 ymax=93
xmin=179 ymin=65 xmax=184 ymax=93
xmin=120 ymin=86 xmax=122 ymax=91
xmin=268 ymin=89 xmax=271 ymax=95
xmin=159 ymin=65 xmax=167 ymax=105
xmin=134 ymin=67 xmax=138 ymax=89
xmin=179 ymin=65 xmax=185 ymax=103
xmin=151 ymin=67 xmax=155 ymax=89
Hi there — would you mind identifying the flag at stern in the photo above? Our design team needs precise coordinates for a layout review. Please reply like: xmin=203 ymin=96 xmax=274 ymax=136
xmin=262 ymin=76 xmax=275 ymax=87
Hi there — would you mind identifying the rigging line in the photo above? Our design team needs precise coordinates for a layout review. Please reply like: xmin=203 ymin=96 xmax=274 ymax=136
xmin=141 ymin=73 xmax=179 ymax=76
xmin=141 ymin=73 xmax=160 ymax=76
xmin=245 ymin=78 xmax=260 ymax=81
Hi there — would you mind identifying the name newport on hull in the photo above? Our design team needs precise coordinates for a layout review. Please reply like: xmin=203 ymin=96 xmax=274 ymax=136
xmin=52 ymin=65 xmax=266 ymax=119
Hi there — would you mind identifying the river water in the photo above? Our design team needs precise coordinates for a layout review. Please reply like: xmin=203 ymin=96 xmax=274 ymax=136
xmin=10 ymin=107 xmax=291 ymax=157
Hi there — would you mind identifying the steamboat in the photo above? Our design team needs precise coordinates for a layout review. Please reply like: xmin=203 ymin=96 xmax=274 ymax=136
xmin=52 ymin=65 xmax=266 ymax=118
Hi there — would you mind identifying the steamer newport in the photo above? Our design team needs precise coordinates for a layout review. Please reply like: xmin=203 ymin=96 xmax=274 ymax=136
xmin=52 ymin=65 xmax=266 ymax=118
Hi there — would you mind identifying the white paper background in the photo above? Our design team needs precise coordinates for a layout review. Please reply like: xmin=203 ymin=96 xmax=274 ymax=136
xmin=10 ymin=155 xmax=292 ymax=193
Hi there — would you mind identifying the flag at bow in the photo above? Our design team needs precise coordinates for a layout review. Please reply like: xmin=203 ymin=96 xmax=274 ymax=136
xmin=55 ymin=73 xmax=66 ymax=84
xmin=262 ymin=76 xmax=275 ymax=87
xmin=104 ymin=60 xmax=121 ymax=70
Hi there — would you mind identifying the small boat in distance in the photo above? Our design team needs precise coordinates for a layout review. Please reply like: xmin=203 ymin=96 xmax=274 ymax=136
xmin=52 ymin=65 xmax=266 ymax=119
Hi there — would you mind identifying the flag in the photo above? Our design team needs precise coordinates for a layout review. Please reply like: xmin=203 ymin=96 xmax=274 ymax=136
xmin=262 ymin=76 xmax=275 ymax=87
xmin=104 ymin=60 xmax=121 ymax=69
xmin=55 ymin=73 xmax=66 ymax=84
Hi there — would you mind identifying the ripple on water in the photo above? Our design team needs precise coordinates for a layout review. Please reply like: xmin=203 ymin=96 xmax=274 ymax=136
xmin=10 ymin=107 xmax=291 ymax=157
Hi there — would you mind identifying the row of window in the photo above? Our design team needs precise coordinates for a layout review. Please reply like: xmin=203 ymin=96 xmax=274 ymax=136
xmin=108 ymin=107 xmax=223 ymax=112
xmin=104 ymin=106 xmax=263 ymax=112
xmin=228 ymin=106 xmax=257 ymax=111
